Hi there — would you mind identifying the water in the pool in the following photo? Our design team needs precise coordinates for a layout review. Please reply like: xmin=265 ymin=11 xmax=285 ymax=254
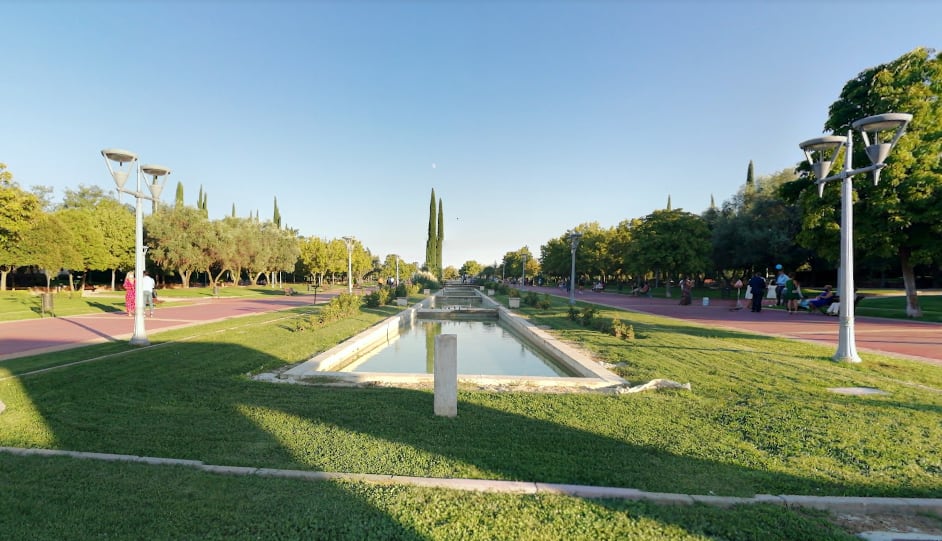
xmin=341 ymin=318 xmax=576 ymax=376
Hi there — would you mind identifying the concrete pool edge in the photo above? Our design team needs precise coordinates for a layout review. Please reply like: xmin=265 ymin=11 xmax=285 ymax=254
xmin=273 ymin=292 xmax=627 ymax=391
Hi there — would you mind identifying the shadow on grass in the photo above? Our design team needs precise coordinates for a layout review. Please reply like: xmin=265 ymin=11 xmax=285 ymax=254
xmin=0 ymin=337 xmax=931 ymax=538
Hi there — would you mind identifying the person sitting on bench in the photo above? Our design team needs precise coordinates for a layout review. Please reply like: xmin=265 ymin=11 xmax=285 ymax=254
xmin=631 ymin=282 xmax=651 ymax=297
xmin=807 ymin=285 xmax=835 ymax=312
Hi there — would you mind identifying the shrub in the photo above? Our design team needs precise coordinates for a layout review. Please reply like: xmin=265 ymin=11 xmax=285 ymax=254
xmin=523 ymin=291 xmax=541 ymax=307
xmin=365 ymin=288 xmax=389 ymax=308
xmin=611 ymin=318 xmax=635 ymax=340
xmin=537 ymin=294 xmax=552 ymax=310
xmin=412 ymin=271 xmax=441 ymax=291
xmin=580 ymin=306 xmax=597 ymax=326
xmin=568 ymin=307 xmax=580 ymax=321
xmin=508 ymin=288 xmax=520 ymax=298
xmin=295 ymin=293 xmax=363 ymax=331
xmin=394 ymin=283 xmax=417 ymax=298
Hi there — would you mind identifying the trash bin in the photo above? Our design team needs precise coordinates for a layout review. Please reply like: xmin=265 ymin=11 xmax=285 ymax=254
xmin=41 ymin=292 xmax=54 ymax=316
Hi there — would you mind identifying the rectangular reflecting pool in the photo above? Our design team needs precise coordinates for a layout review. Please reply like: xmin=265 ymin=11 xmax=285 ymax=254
xmin=338 ymin=318 xmax=578 ymax=377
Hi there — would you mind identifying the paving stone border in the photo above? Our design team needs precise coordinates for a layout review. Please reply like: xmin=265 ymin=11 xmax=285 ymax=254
xmin=2 ymin=446 xmax=939 ymax=516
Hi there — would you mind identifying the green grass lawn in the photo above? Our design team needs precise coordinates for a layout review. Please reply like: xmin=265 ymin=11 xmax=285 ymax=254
xmin=1 ymin=295 xmax=939 ymax=539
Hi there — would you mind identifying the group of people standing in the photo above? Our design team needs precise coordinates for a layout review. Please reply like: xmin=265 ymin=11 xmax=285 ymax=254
xmin=747 ymin=265 xmax=800 ymax=313
xmin=123 ymin=271 xmax=157 ymax=317
xmin=746 ymin=265 xmax=835 ymax=314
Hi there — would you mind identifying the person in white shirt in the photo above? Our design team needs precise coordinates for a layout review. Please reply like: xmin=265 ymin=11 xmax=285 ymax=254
xmin=141 ymin=271 xmax=157 ymax=316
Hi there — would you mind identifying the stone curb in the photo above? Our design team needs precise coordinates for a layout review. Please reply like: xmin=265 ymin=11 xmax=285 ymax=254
xmin=3 ymin=446 xmax=940 ymax=515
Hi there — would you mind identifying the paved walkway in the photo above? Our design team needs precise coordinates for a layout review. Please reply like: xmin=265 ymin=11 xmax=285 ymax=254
xmin=524 ymin=286 xmax=942 ymax=366
xmin=0 ymin=293 xmax=330 ymax=361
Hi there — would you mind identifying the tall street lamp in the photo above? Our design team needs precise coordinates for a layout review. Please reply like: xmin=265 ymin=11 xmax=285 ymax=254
xmin=101 ymin=149 xmax=171 ymax=346
xmin=799 ymin=112 xmax=911 ymax=363
xmin=342 ymin=236 xmax=355 ymax=294
xmin=520 ymin=253 xmax=527 ymax=287
xmin=568 ymin=231 xmax=582 ymax=306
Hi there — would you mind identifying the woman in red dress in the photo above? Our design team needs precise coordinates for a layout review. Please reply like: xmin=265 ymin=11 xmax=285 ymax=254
xmin=123 ymin=273 xmax=136 ymax=317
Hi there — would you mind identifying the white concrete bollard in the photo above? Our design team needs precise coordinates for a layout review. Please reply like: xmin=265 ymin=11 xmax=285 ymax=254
xmin=434 ymin=334 xmax=458 ymax=417
xmin=702 ymin=297 xmax=710 ymax=306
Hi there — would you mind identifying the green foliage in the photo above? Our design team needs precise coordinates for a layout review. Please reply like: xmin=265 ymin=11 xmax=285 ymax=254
xmin=412 ymin=271 xmax=440 ymax=291
xmin=611 ymin=318 xmax=635 ymax=340
xmin=790 ymin=47 xmax=942 ymax=315
xmin=579 ymin=306 xmax=598 ymax=326
xmin=296 ymin=292 xmax=362 ymax=331
xmin=394 ymin=282 xmax=417 ymax=298
xmin=568 ymin=306 xmax=579 ymax=321
xmin=626 ymin=209 xmax=711 ymax=278
xmin=364 ymin=287 xmax=389 ymax=308
xmin=522 ymin=291 xmax=540 ymax=307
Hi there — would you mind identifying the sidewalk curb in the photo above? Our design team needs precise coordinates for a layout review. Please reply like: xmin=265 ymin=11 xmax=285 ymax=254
xmin=3 ymin=446 xmax=939 ymax=515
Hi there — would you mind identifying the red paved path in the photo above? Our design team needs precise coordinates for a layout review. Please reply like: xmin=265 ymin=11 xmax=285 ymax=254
xmin=0 ymin=294 xmax=331 ymax=361
xmin=524 ymin=286 xmax=942 ymax=366
xmin=2 ymin=288 xmax=939 ymax=366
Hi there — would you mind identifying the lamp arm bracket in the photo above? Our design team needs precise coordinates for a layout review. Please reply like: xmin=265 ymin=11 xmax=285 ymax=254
xmin=815 ymin=163 xmax=884 ymax=185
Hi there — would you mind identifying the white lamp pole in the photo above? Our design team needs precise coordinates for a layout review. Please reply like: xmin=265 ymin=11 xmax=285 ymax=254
xmin=101 ymin=149 xmax=170 ymax=346
xmin=342 ymin=236 xmax=355 ymax=294
xmin=799 ymin=113 xmax=911 ymax=363
xmin=395 ymin=255 xmax=400 ymax=286
xmin=569 ymin=231 xmax=582 ymax=306
xmin=521 ymin=253 xmax=527 ymax=287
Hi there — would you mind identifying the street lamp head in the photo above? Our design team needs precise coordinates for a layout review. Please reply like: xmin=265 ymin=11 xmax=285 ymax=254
xmin=852 ymin=112 xmax=912 ymax=185
xmin=141 ymin=164 xmax=171 ymax=200
xmin=799 ymin=135 xmax=846 ymax=185
xmin=342 ymin=236 xmax=355 ymax=251
xmin=568 ymin=230 xmax=583 ymax=251
xmin=101 ymin=148 xmax=139 ymax=190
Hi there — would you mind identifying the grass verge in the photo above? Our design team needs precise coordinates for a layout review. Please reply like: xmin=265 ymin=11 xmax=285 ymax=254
xmin=0 ymin=294 xmax=939 ymax=538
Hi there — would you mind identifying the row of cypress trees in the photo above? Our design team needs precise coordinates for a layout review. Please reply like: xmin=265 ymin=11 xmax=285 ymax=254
xmin=425 ymin=188 xmax=443 ymax=279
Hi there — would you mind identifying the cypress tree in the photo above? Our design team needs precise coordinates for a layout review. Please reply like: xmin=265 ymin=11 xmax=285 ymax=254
xmin=231 ymin=203 xmax=236 ymax=218
xmin=425 ymin=188 xmax=437 ymax=273
xmin=746 ymin=160 xmax=755 ymax=188
xmin=273 ymin=196 xmax=281 ymax=228
xmin=175 ymin=181 xmax=184 ymax=208
xmin=436 ymin=198 xmax=444 ymax=278
xmin=666 ymin=194 xmax=672 ymax=210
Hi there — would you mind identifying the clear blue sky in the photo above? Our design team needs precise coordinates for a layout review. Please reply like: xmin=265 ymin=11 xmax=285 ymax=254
xmin=3 ymin=1 xmax=939 ymax=269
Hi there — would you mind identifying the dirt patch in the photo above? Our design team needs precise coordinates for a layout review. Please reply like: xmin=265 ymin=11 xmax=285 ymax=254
xmin=830 ymin=511 xmax=942 ymax=536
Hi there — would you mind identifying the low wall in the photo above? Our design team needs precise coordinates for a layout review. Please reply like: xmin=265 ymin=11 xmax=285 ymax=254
xmin=283 ymin=301 xmax=422 ymax=376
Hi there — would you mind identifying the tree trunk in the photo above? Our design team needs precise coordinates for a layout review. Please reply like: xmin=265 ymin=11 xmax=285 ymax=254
xmin=899 ymin=246 xmax=922 ymax=318
xmin=179 ymin=269 xmax=192 ymax=288
xmin=207 ymin=267 xmax=228 ymax=286
xmin=110 ymin=269 xmax=117 ymax=291
xmin=0 ymin=269 xmax=8 ymax=291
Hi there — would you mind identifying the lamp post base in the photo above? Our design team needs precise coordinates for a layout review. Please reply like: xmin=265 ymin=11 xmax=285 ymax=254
xmin=129 ymin=335 xmax=150 ymax=347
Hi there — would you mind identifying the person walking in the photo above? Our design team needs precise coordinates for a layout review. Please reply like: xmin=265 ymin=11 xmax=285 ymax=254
xmin=774 ymin=264 xmax=789 ymax=306
xmin=679 ymin=276 xmax=693 ymax=305
xmin=141 ymin=271 xmax=156 ymax=316
xmin=747 ymin=271 xmax=767 ymax=313
xmin=123 ymin=273 xmax=136 ymax=317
